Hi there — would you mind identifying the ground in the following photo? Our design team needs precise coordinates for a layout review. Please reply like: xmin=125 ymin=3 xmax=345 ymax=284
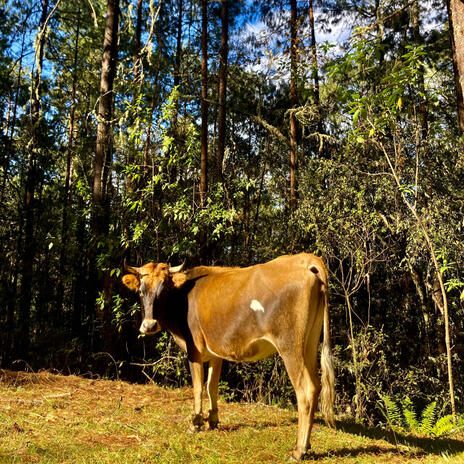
xmin=0 ymin=369 xmax=463 ymax=463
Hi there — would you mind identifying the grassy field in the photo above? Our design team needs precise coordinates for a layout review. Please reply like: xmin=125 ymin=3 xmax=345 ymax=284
xmin=0 ymin=369 xmax=463 ymax=463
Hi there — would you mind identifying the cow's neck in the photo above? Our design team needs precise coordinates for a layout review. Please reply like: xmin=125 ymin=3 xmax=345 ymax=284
xmin=158 ymin=286 xmax=190 ymax=352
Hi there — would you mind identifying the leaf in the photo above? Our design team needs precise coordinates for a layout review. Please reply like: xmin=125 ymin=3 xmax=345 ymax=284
xmin=432 ymin=415 xmax=455 ymax=437
xmin=353 ymin=108 xmax=360 ymax=126
xmin=397 ymin=97 xmax=403 ymax=109
xmin=356 ymin=136 xmax=365 ymax=144
xmin=403 ymin=397 xmax=419 ymax=432
xmin=420 ymin=401 xmax=436 ymax=435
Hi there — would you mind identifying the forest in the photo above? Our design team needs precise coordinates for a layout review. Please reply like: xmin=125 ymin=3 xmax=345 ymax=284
xmin=0 ymin=0 xmax=463 ymax=430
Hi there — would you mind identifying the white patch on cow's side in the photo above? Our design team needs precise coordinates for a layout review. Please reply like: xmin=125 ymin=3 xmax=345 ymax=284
xmin=250 ymin=299 xmax=265 ymax=312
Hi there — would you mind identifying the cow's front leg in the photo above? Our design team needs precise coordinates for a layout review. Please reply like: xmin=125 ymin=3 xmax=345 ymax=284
xmin=189 ymin=360 xmax=204 ymax=432
xmin=206 ymin=357 xmax=223 ymax=429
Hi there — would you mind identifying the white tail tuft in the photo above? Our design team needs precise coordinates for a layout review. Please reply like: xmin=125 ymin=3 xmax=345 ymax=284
xmin=320 ymin=287 xmax=336 ymax=428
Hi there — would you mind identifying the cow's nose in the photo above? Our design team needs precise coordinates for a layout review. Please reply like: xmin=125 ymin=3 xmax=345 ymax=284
xmin=140 ymin=319 xmax=157 ymax=334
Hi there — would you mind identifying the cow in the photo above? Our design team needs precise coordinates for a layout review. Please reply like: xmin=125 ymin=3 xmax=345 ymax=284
xmin=122 ymin=253 xmax=335 ymax=461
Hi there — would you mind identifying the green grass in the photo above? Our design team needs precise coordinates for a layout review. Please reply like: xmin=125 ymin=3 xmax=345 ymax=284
xmin=0 ymin=369 xmax=463 ymax=463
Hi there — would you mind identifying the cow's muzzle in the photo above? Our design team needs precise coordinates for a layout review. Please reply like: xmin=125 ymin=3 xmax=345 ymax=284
xmin=140 ymin=319 xmax=161 ymax=335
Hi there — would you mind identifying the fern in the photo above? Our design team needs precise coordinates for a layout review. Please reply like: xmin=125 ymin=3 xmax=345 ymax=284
xmin=419 ymin=401 xmax=437 ymax=436
xmin=402 ymin=397 xmax=419 ymax=432
xmin=381 ymin=395 xmax=403 ymax=432
xmin=431 ymin=414 xmax=456 ymax=438
xmin=380 ymin=395 xmax=461 ymax=438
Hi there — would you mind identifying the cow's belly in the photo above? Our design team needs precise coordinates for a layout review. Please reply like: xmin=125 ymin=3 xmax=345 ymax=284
xmin=205 ymin=337 xmax=277 ymax=362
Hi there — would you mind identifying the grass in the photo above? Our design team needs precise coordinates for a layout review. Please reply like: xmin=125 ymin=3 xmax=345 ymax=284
xmin=0 ymin=369 xmax=463 ymax=463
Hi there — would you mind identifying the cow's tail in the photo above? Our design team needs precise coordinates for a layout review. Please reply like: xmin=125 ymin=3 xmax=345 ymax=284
xmin=319 ymin=276 xmax=336 ymax=428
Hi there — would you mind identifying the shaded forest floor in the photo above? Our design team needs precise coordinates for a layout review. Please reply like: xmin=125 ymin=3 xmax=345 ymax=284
xmin=0 ymin=370 xmax=463 ymax=463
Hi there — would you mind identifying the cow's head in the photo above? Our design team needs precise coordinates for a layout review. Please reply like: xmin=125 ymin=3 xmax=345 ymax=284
xmin=122 ymin=260 xmax=186 ymax=335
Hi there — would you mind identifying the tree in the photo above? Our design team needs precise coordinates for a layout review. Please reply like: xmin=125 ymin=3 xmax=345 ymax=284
xmin=217 ymin=0 xmax=229 ymax=178
xmin=199 ymin=0 xmax=208 ymax=259
xmin=92 ymin=0 xmax=119 ymax=238
xmin=289 ymin=0 xmax=298 ymax=213
xmin=446 ymin=0 xmax=464 ymax=133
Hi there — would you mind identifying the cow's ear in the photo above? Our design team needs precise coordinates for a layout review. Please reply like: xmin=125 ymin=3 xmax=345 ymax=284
xmin=122 ymin=274 xmax=140 ymax=291
xmin=171 ymin=272 xmax=187 ymax=288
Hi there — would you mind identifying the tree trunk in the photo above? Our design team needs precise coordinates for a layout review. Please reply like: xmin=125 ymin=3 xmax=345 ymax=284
xmin=18 ymin=0 xmax=49 ymax=359
xmin=412 ymin=0 xmax=428 ymax=139
xmin=91 ymin=0 xmax=119 ymax=353
xmin=217 ymin=0 xmax=229 ymax=178
xmin=289 ymin=0 xmax=298 ymax=213
xmin=174 ymin=0 xmax=183 ymax=110
xmin=171 ymin=0 xmax=183 ymax=181
xmin=308 ymin=0 xmax=322 ymax=137
xmin=446 ymin=0 xmax=464 ymax=133
xmin=199 ymin=0 xmax=208 ymax=260
xmin=92 ymin=0 xmax=119 ymax=238
xmin=133 ymin=0 xmax=143 ymax=88
xmin=200 ymin=0 xmax=208 ymax=206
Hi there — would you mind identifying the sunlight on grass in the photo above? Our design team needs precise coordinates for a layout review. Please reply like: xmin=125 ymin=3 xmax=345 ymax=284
xmin=0 ymin=370 xmax=463 ymax=463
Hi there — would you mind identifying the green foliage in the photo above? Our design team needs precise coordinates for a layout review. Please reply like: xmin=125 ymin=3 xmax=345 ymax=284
xmin=380 ymin=396 xmax=461 ymax=438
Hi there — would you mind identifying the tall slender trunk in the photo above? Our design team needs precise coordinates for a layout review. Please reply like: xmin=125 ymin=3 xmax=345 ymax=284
xmin=289 ymin=0 xmax=298 ymax=213
xmin=18 ymin=0 xmax=49 ymax=359
xmin=92 ymin=0 xmax=119 ymax=238
xmin=412 ymin=0 xmax=428 ymax=139
xmin=126 ymin=0 xmax=144 ymax=192
xmin=171 ymin=0 xmax=183 ymax=182
xmin=133 ymin=0 xmax=143 ymax=88
xmin=308 ymin=0 xmax=322 ymax=137
xmin=200 ymin=0 xmax=208 ymax=207
xmin=57 ymin=13 xmax=81 ymax=313
xmin=198 ymin=0 xmax=208 ymax=261
xmin=91 ymin=0 xmax=120 ymax=353
xmin=446 ymin=0 xmax=464 ymax=133
xmin=217 ymin=0 xmax=229 ymax=178
xmin=173 ymin=0 xmax=183 ymax=122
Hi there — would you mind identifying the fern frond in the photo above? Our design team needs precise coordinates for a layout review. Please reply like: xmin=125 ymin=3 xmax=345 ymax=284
xmin=420 ymin=401 xmax=437 ymax=436
xmin=382 ymin=395 xmax=403 ymax=431
xmin=432 ymin=415 xmax=455 ymax=438
xmin=402 ymin=397 xmax=419 ymax=432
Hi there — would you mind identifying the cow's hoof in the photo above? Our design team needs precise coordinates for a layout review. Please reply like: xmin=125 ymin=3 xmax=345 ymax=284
xmin=206 ymin=408 xmax=219 ymax=430
xmin=206 ymin=420 xmax=219 ymax=430
xmin=290 ymin=447 xmax=311 ymax=461
xmin=188 ymin=413 xmax=204 ymax=433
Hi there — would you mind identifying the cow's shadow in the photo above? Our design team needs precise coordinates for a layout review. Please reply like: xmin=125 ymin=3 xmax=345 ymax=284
xmin=217 ymin=416 xmax=464 ymax=460
xmin=310 ymin=417 xmax=464 ymax=459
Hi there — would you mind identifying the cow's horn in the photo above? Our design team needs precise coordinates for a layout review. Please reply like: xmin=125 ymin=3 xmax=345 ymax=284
xmin=124 ymin=258 xmax=141 ymax=275
xmin=169 ymin=262 xmax=185 ymax=274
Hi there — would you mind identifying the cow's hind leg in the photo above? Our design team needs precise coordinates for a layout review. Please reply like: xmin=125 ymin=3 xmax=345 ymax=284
xmin=281 ymin=352 xmax=315 ymax=461
xmin=303 ymin=335 xmax=322 ymax=456
xmin=189 ymin=360 xmax=205 ymax=432
xmin=206 ymin=357 xmax=223 ymax=429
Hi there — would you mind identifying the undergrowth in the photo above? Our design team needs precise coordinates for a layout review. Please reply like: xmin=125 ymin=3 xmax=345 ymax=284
xmin=380 ymin=395 xmax=463 ymax=438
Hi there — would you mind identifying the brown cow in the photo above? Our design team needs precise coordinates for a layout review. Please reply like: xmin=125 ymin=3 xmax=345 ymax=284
xmin=122 ymin=253 xmax=335 ymax=460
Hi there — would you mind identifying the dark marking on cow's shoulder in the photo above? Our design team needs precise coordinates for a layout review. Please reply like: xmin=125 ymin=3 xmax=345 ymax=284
xmin=309 ymin=265 xmax=319 ymax=274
